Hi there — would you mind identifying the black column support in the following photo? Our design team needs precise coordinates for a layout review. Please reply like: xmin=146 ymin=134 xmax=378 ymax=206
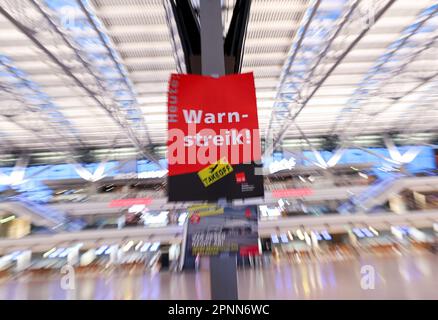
xmin=198 ymin=0 xmax=238 ymax=300
xmin=171 ymin=0 xmax=254 ymax=300
xmin=169 ymin=0 xmax=252 ymax=75
xmin=169 ymin=0 xmax=202 ymax=74
xmin=224 ymin=0 xmax=252 ymax=74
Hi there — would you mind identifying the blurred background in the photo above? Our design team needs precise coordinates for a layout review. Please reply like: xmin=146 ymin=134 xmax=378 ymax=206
xmin=0 ymin=0 xmax=438 ymax=299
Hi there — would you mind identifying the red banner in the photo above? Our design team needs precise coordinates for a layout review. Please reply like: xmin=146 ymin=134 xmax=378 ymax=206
xmin=168 ymin=72 xmax=261 ymax=175
xmin=108 ymin=198 xmax=152 ymax=207
xmin=272 ymin=188 xmax=313 ymax=198
xmin=167 ymin=72 xmax=263 ymax=201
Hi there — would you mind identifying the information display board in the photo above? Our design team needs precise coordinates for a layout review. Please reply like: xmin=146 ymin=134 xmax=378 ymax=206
xmin=184 ymin=205 xmax=259 ymax=257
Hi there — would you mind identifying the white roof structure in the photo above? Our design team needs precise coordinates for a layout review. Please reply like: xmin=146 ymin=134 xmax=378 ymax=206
xmin=0 ymin=0 xmax=437 ymax=162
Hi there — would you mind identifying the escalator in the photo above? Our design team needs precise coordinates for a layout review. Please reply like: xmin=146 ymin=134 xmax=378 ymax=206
xmin=338 ymin=174 xmax=404 ymax=214
xmin=0 ymin=196 xmax=85 ymax=232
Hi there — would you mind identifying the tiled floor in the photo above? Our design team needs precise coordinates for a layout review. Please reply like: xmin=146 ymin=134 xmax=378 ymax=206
xmin=0 ymin=253 xmax=437 ymax=299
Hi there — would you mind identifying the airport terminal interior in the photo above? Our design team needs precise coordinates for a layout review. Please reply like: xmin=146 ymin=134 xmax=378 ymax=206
xmin=1 ymin=0 xmax=438 ymax=300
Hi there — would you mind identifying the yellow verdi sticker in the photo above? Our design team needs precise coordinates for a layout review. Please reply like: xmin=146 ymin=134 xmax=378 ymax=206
xmin=197 ymin=158 xmax=233 ymax=187
xmin=188 ymin=204 xmax=224 ymax=217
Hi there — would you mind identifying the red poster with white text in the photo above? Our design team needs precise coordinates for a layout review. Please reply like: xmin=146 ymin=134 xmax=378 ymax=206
xmin=167 ymin=72 xmax=264 ymax=201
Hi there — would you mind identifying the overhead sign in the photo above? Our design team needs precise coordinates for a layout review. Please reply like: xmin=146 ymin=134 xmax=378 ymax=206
xmin=272 ymin=188 xmax=313 ymax=198
xmin=167 ymin=73 xmax=264 ymax=201
xmin=108 ymin=198 xmax=152 ymax=207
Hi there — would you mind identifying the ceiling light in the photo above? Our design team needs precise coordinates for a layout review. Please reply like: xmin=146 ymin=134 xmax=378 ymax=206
xmin=59 ymin=248 xmax=71 ymax=258
xmin=304 ymin=232 xmax=312 ymax=246
xmin=122 ymin=241 xmax=134 ymax=252
xmin=104 ymin=246 xmax=114 ymax=255
xmin=296 ymin=229 xmax=305 ymax=241
xmin=280 ymin=234 xmax=289 ymax=243
xmin=312 ymin=231 xmax=322 ymax=241
xmin=321 ymin=230 xmax=332 ymax=241
xmin=391 ymin=226 xmax=405 ymax=239
xmin=361 ymin=228 xmax=374 ymax=238
xmin=49 ymin=248 xmax=66 ymax=259
xmin=150 ymin=242 xmax=160 ymax=252
xmin=0 ymin=215 xmax=15 ymax=224
xmin=140 ymin=243 xmax=151 ymax=252
xmin=369 ymin=226 xmax=379 ymax=236
xmin=43 ymin=247 xmax=57 ymax=258
xmin=178 ymin=212 xmax=188 ymax=225
xmin=352 ymin=228 xmax=365 ymax=238
xmin=135 ymin=241 xmax=143 ymax=251
xmin=358 ymin=172 xmax=368 ymax=179
xmin=95 ymin=245 xmax=108 ymax=255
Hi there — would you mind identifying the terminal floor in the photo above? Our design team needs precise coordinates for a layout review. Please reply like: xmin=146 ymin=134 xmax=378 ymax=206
xmin=0 ymin=253 xmax=437 ymax=299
